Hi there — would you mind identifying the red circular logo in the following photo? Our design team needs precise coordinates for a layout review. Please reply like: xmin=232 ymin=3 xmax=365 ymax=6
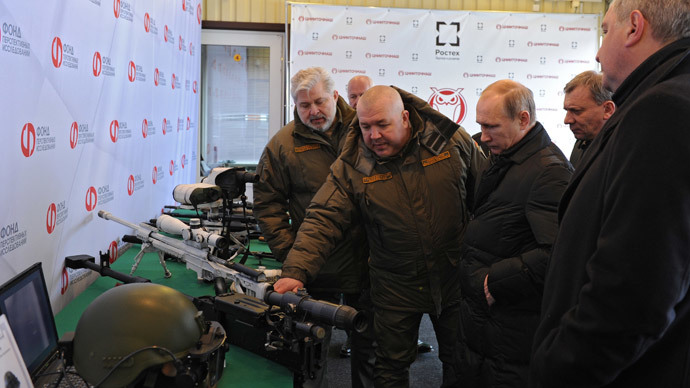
xmin=61 ymin=268 xmax=69 ymax=295
xmin=197 ymin=4 xmax=202 ymax=24
xmin=113 ymin=0 xmax=121 ymax=18
xmin=193 ymin=80 xmax=197 ymax=94
xmin=128 ymin=61 xmax=135 ymax=82
xmin=21 ymin=123 xmax=36 ymax=157
xmin=110 ymin=120 xmax=119 ymax=142
xmin=162 ymin=118 xmax=167 ymax=135
xmin=142 ymin=119 xmax=148 ymax=138
xmin=46 ymin=203 xmax=57 ymax=234
xmin=181 ymin=154 xmax=186 ymax=169
xmin=70 ymin=121 xmax=79 ymax=149
xmin=164 ymin=25 xmax=169 ymax=42
xmin=154 ymin=68 xmax=159 ymax=86
xmin=109 ymin=241 xmax=119 ymax=263
xmin=152 ymin=166 xmax=158 ymax=184
xmin=189 ymin=42 xmax=193 ymax=56
xmin=51 ymin=37 xmax=63 ymax=68
xmin=179 ymin=35 xmax=183 ymax=50
xmin=172 ymin=73 xmax=176 ymax=89
xmin=127 ymin=175 xmax=135 ymax=196
xmin=182 ymin=0 xmax=186 ymax=11
xmin=93 ymin=51 xmax=102 ymax=76
xmin=144 ymin=13 xmax=150 ymax=32
xmin=427 ymin=87 xmax=468 ymax=124
xmin=85 ymin=186 xmax=98 ymax=212
xmin=186 ymin=117 xmax=190 ymax=130
xmin=169 ymin=160 xmax=174 ymax=176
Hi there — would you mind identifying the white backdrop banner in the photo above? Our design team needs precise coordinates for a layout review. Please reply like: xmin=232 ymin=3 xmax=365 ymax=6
xmin=290 ymin=4 xmax=599 ymax=155
xmin=0 ymin=0 xmax=202 ymax=312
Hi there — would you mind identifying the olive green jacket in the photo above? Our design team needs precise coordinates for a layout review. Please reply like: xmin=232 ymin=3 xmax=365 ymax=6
xmin=283 ymin=88 xmax=485 ymax=313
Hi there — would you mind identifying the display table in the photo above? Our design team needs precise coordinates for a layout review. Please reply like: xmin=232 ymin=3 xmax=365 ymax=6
xmin=54 ymin=243 xmax=292 ymax=387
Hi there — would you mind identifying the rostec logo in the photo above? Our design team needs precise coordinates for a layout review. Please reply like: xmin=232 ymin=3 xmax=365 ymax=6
xmin=51 ymin=37 xmax=63 ymax=68
xmin=93 ymin=51 xmax=102 ymax=76
xmin=181 ymin=154 xmax=186 ymax=169
xmin=179 ymin=35 xmax=183 ymax=50
xmin=110 ymin=120 xmax=119 ymax=142
xmin=162 ymin=118 xmax=167 ymax=135
xmin=70 ymin=121 xmax=78 ymax=149
xmin=109 ymin=241 xmax=118 ymax=263
xmin=128 ymin=61 xmax=135 ymax=82
xmin=172 ymin=73 xmax=176 ymax=89
xmin=169 ymin=160 xmax=174 ymax=176
xmin=142 ymin=119 xmax=148 ymax=138
xmin=21 ymin=123 xmax=36 ymax=157
xmin=197 ymin=4 xmax=202 ymax=24
xmin=187 ymin=117 xmax=190 ymax=131
xmin=182 ymin=0 xmax=186 ymax=11
xmin=113 ymin=0 xmax=121 ymax=18
xmin=436 ymin=22 xmax=460 ymax=46
xmin=85 ymin=186 xmax=98 ymax=212
xmin=427 ymin=87 xmax=467 ymax=124
xmin=164 ymin=25 xmax=169 ymax=42
xmin=127 ymin=174 xmax=135 ymax=196
xmin=46 ymin=203 xmax=57 ymax=234
xmin=193 ymin=80 xmax=197 ymax=93
xmin=152 ymin=166 xmax=158 ymax=184
xmin=61 ymin=268 xmax=69 ymax=295
xmin=154 ymin=68 xmax=159 ymax=86
xmin=144 ymin=13 xmax=150 ymax=32
xmin=298 ymin=16 xmax=304 ymax=22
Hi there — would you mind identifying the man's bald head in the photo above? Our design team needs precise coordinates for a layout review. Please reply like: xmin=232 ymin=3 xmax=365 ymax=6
xmin=347 ymin=75 xmax=374 ymax=109
xmin=357 ymin=86 xmax=411 ymax=158
xmin=357 ymin=85 xmax=403 ymax=114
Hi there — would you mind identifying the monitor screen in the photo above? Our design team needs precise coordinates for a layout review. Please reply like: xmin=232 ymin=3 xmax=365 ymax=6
xmin=0 ymin=263 xmax=58 ymax=375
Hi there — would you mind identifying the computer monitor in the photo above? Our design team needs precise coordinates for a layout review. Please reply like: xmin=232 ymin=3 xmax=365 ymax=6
xmin=0 ymin=262 xmax=58 ymax=376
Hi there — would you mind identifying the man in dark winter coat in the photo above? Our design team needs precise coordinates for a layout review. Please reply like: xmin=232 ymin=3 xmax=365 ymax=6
xmin=253 ymin=67 xmax=370 ymax=387
xmin=563 ymin=71 xmax=615 ymax=168
xmin=531 ymin=1 xmax=690 ymax=387
xmin=457 ymin=79 xmax=573 ymax=387
xmin=274 ymin=85 xmax=485 ymax=387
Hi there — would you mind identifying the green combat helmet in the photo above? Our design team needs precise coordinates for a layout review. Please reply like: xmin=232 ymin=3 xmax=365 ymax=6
xmin=72 ymin=283 xmax=223 ymax=388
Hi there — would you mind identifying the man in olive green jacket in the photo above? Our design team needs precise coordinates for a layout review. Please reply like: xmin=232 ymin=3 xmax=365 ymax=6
xmin=275 ymin=85 xmax=485 ymax=387
xmin=253 ymin=67 xmax=370 ymax=387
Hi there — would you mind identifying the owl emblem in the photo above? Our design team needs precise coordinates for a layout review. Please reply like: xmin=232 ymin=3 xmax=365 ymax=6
xmin=427 ymin=87 xmax=467 ymax=124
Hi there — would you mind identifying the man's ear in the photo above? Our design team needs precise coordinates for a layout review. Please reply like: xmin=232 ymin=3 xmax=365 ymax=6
xmin=518 ymin=110 xmax=531 ymax=130
xmin=625 ymin=10 xmax=646 ymax=47
xmin=333 ymin=90 xmax=339 ymax=100
xmin=602 ymin=100 xmax=616 ymax=120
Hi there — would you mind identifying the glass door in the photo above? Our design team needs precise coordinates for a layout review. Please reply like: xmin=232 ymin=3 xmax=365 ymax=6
xmin=200 ymin=29 xmax=284 ymax=175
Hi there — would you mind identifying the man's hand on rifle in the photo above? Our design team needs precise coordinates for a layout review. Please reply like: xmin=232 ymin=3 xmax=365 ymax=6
xmin=273 ymin=277 xmax=304 ymax=294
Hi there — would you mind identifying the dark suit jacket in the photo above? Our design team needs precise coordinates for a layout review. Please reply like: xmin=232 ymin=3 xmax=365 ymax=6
xmin=531 ymin=38 xmax=690 ymax=387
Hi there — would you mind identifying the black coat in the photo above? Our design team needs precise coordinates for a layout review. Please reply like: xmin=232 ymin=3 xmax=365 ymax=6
xmin=531 ymin=38 xmax=690 ymax=388
xmin=458 ymin=123 xmax=572 ymax=387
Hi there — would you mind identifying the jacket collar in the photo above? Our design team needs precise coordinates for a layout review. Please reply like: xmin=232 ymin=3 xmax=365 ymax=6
xmin=558 ymin=38 xmax=690 ymax=221
xmin=612 ymin=38 xmax=690 ymax=108
xmin=344 ymin=87 xmax=460 ymax=176
xmin=490 ymin=122 xmax=551 ymax=166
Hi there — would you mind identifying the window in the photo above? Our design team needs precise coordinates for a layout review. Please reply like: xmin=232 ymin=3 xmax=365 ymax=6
xmin=200 ymin=29 xmax=284 ymax=170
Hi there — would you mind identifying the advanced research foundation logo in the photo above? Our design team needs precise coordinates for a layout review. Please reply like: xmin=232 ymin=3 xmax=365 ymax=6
xmin=21 ymin=122 xmax=55 ymax=157
xmin=427 ymin=87 xmax=467 ymax=124
xmin=85 ymin=186 xmax=98 ymax=212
